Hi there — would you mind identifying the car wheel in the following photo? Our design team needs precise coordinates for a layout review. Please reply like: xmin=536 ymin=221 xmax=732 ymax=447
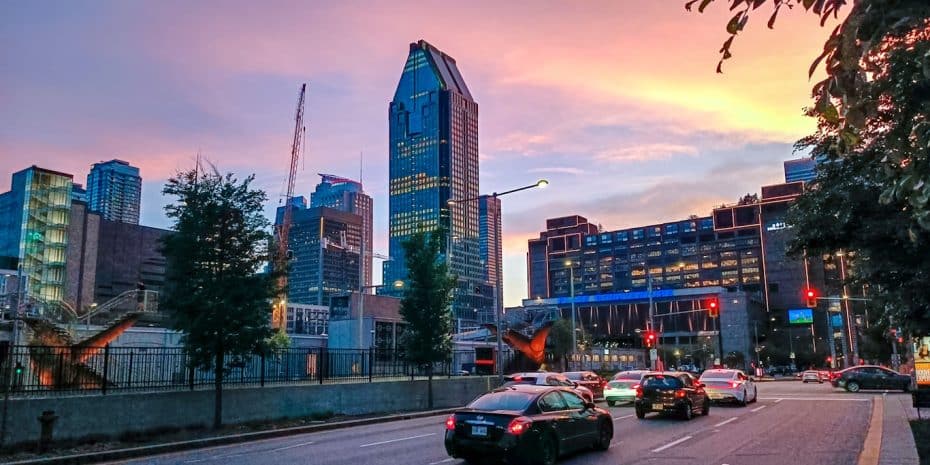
xmin=635 ymin=407 xmax=646 ymax=419
xmin=846 ymin=381 xmax=861 ymax=393
xmin=750 ymin=389 xmax=758 ymax=403
xmin=738 ymin=391 xmax=748 ymax=407
xmin=607 ymin=400 xmax=616 ymax=407
xmin=701 ymin=398 xmax=710 ymax=416
xmin=803 ymin=380 xmax=808 ymax=383
xmin=538 ymin=435 xmax=558 ymax=465
xmin=681 ymin=402 xmax=693 ymax=421
xmin=594 ymin=421 xmax=612 ymax=451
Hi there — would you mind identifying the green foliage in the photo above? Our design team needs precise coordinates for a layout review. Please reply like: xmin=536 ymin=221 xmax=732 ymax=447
xmin=266 ymin=329 xmax=292 ymax=351
xmin=161 ymin=168 xmax=275 ymax=428
xmin=547 ymin=319 xmax=575 ymax=359
xmin=398 ymin=230 xmax=456 ymax=367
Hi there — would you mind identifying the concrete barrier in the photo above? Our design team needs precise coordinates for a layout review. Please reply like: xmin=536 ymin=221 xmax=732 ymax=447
xmin=4 ymin=376 xmax=497 ymax=448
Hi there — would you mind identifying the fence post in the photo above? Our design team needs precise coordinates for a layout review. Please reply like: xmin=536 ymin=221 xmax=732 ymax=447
xmin=101 ymin=344 xmax=110 ymax=395
xmin=368 ymin=349 xmax=373 ymax=383
xmin=317 ymin=348 xmax=324 ymax=385
xmin=260 ymin=349 xmax=265 ymax=387
xmin=188 ymin=358 xmax=195 ymax=391
xmin=127 ymin=350 xmax=134 ymax=389
xmin=56 ymin=350 xmax=64 ymax=389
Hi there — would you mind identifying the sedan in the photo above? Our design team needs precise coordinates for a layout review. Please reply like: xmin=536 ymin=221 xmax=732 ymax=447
xmin=504 ymin=372 xmax=595 ymax=403
xmin=445 ymin=384 xmax=613 ymax=465
xmin=699 ymin=369 xmax=758 ymax=406
xmin=604 ymin=379 xmax=639 ymax=406
xmin=634 ymin=372 xmax=710 ymax=420
xmin=832 ymin=365 xmax=912 ymax=392
xmin=802 ymin=370 xmax=823 ymax=383
xmin=563 ymin=371 xmax=606 ymax=400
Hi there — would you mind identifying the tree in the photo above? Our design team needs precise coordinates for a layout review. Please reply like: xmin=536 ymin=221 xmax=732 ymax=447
xmin=161 ymin=168 xmax=274 ymax=429
xmin=547 ymin=319 xmax=575 ymax=371
xmin=398 ymin=230 xmax=456 ymax=409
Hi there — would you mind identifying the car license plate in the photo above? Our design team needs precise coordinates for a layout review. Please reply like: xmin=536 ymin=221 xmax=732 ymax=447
xmin=652 ymin=403 xmax=665 ymax=411
xmin=472 ymin=426 xmax=487 ymax=437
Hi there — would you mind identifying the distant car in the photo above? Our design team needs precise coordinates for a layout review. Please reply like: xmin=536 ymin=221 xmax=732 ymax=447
xmin=698 ymin=369 xmax=758 ymax=406
xmin=563 ymin=371 xmax=606 ymax=400
xmin=831 ymin=365 xmax=912 ymax=393
xmin=444 ymin=384 xmax=613 ymax=465
xmin=801 ymin=370 xmax=822 ymax=383
xmin=634 ymin=372 xmax=710 ymax=420
xmin=504 ymin=372 xmax=594 ymax=403
xmin=604 ymin=379 xmax=639 ymax=406
xmin=612 ymin=370 xmax=650 ymax=382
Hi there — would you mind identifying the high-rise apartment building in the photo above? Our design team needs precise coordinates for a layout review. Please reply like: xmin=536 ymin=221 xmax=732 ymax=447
xmin=478 ymin=195 xmax=502 ymax=322
xmin=86 ymin=159 xmax=141 ymax=224
xmin=309 ymin=174 xmax=373 ymax=291
xmin=384 ymin=39 xmax=487 ymax=321
xmin=0 ymin=166 xmax=73 ymax=309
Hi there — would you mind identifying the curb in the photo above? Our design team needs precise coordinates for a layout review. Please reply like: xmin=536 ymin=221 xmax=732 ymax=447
xmin=4 ymin=408 xmax=456 ymax=465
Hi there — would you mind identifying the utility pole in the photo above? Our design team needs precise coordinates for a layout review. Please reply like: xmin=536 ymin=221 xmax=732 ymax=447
xmin=1 ymin=261 xmax=24 ymax=447
xmin=568 ymin=262 xmax=577 ymax=370
xmin=646 ymin=267 xmax=656 ymax=370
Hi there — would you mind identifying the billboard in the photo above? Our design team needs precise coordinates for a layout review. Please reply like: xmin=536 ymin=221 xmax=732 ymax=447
xmin=788 ymin=308 xmax=814 ymax=325
xmin=916 ymin=336 xmax=930 ymax=388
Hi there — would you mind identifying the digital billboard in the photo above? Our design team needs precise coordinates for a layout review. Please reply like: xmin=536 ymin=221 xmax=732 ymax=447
xmin=916 ymin=336 xmax=930 ymax=388
xmin=788 ymin=308 xmax=814 ymax=325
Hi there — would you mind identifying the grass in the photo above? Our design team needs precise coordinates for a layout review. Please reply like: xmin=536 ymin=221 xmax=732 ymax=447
xmin=911 ymin=420 xmax=930 ymax=465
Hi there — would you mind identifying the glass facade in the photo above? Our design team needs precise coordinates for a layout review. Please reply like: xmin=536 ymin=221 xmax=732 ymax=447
xmin=783 ymin=157 xmax=817 ymax=183
xmin=86 ymin=159 xmax=141 ymax=224
xmin=479 ymin=194 xmax=502 ymax=321
xmin=384 ymin=40 xmax=486 ymax=321
xmin=310 ymin=174 xmax=373 ymax=290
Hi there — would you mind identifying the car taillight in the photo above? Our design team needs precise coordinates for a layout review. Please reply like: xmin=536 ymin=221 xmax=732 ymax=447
xmin=635 ymin=385 xmax=643 ymax=398
xmin=445 ymin=415 xmax=456 ymax=431
xmin=674 ymin=389 xmax=687 ymax=399
xmin=507 ymin=416 xmax=532 ymax=435
xmin=730 ymin=381 xmax=742 ymax=389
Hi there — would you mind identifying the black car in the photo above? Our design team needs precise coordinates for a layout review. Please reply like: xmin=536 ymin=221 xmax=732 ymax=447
xmin=832 ymin=365 xmax=912 ymax=392
xmin=634 ymin=371 xmax=710 ymax=420
xmin=445 ymin=384 xmax=613 ymax=465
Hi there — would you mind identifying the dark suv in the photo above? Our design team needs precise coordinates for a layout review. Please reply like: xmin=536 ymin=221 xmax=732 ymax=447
xmin=634 ymin=372 xmax=710 ymax=420
xmin=564 ymin=371 xmax=606 ymax=400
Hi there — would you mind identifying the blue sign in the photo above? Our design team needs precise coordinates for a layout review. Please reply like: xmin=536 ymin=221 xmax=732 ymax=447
xmin=831 ymin=313 xmax=843 ymax=328
xmin=788 ymin=308 xmax=814 ymax=325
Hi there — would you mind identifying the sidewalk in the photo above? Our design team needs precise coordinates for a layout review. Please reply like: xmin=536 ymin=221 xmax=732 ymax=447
xmin=878 ymin=393 xmax=920 ymax=465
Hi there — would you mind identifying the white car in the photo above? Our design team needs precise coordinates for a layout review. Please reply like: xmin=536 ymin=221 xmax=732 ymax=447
xmin=801 ymin=370 xmax=823 ymax=383
xmin=604 ymin=379 xmax=639 ymax=406
xmin=698 ymin=369 xmax=758 ymax=406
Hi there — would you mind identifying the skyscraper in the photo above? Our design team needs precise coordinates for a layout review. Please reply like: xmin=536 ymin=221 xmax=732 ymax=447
xmin=384 ymin=39 xmax=486 ymax=321
xmin=86 ymin=159 xmax=141 ymax=224
xmin=478 ymin=194 xmax=502 ymax=322
xmin=784 ymin=157 xmax=817 ymax=183
xmin=310 ymin=174 xmax=373 ymax=291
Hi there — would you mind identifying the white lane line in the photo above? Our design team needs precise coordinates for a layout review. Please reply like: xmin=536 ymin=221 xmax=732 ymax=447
xmin=271 ymin=441 xmax=315 ymax=452
xmin=714 ymin=417 xmax=738 ymax=427
xmin=427 ymin=459 xmax=456 ymax=465
xmin=359 ymin=433 xmax=436 ymax=448
xmin=614 ymin=414 xmax=634 ymax=421
xmin=758 ymin=397 xmax=870 ymax=401
xmin=652 ymin=435 xmax=692 ymax=453
xmin=751 ymin=405 xmax=767 ymax=412
xmin=184 ymin=453 xmax=244 ymax=463
xmin=774 ymin=398 xmax=783 ymax=404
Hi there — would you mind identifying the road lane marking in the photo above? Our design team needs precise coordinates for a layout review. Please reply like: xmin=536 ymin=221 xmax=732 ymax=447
xmin=652 ymin=435 xmax=692 ymax=453
xmin=857 ymin=396 xmax=883 ymax=465
xmin=427 ymin=459 xmax=455 ymax=464
xmin=271 ymin=441 xmax=315 ymax=452
xmin=758 ymin=397 xmax=869 ymax=401
xmin=751 ymin=405 xmax=767 ymax=412
xmin=714 ymin=417 xmax=738 ymax=427
xmin=359 ymin=433 xmax=436 ymax=448
xmin=774 ymin=398 xmax=783 ymax=403
xmin=614 ymin=414 xmax=634 ymax=421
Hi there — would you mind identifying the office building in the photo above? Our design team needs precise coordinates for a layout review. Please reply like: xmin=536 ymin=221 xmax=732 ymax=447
xmin=86 ymin=159 xmax=141 ymax=224
xmin=478 ymin=194 xmax=502 ymax=322
xmin=309 ymin=174 xmax=373 ymax=291
xmin=276 ymin=199 xmax=362 ymax=306
xmin=383 ymin=39 xmax=487 ymax=321
xmin=0 ymin=166 xmax=73 ymax=309
xmin=784 ymin=157 xmax=817 ymax=183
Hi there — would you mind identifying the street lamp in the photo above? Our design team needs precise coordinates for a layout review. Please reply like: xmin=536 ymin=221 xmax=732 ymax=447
xmin=447 ymin=179 xmax=549 ymax=385
xmin=564 ymin=259 xmax=578 ymax=369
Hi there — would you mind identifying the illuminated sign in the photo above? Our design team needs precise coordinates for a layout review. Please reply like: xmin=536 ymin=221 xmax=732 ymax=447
xmin=917 ymin=336 xmax=930 ymax=387
xmin=788 ymin=308 xmax=814 ymax=325
xmin=765 ymin=222 xmax=787 ymax=231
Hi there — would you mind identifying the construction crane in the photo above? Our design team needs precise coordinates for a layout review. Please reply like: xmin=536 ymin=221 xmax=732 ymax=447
xmin=272 ymin=83 xmax=307 ymax=330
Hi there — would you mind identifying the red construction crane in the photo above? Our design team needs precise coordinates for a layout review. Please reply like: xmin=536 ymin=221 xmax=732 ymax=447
xmin=272 ymin=83 xmax=307 ymax=329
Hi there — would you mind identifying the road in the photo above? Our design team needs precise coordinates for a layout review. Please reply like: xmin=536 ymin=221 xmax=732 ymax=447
xmin=110 ymin=381 xmax=892 ymax=465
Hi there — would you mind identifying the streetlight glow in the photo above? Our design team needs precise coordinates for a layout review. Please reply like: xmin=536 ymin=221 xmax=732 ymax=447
xmin=536 ymin=179 xmax=549 ymax=188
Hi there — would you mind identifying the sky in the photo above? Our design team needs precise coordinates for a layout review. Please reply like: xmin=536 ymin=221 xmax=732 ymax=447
xmin=1 ymin=1 xmax=841 ymax=307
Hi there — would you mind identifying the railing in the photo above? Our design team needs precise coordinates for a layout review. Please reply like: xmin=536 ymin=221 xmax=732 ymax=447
xmin=0 ymin=345 xmax=515 ymax=396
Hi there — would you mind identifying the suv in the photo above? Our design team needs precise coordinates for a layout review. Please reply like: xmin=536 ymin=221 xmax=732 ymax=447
xmin=503 ymin=372 xmax=595 ymax=403
xmin=563 ymin=371 xmax=607 ymax=400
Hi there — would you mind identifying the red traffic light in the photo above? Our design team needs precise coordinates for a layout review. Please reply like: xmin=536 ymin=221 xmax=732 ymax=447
xmin=643 ymin=330 xmax=657 ymax=348
xmin=707 ymin=298 xmax=720 ymax=318
xmin=804 ymin=288 xmax=818 ymax=307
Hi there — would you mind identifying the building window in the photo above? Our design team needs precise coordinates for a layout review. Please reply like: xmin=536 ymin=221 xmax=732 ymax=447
xmin=632 ymin=229 xmax=644 ymax=240
xmin=616 ymin=231 xmax=629 ymax=242
xmin=665 ymin=224 xmax=678 ymax=235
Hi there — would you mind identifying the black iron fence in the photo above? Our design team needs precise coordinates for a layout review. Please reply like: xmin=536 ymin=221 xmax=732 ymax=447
xmin=0 ymin=345 xmax=512 ymax=396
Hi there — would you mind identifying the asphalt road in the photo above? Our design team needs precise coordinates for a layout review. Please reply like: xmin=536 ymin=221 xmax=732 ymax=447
xmin=109 ymin=381 xmax=891 ymax=465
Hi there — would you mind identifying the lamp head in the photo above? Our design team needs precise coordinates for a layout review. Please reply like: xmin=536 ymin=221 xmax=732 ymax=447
xmin=536 ymin=179 xmax=549 ymax=188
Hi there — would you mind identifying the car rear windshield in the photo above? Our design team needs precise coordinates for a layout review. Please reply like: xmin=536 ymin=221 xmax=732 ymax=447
xmin=504 ymin=377 xmax=537 ymax=385
xmin=467 ymin=391 xmax=535 ymax=411
xmin=608 ymin=381 xmax=637 ymax=389
xmin=615 ymin=372 xmax=643 ymax=380
xmin=564 ymin=373 xmax=582 ymax=380
xmin=642 ymin=375 xmax=683 ymax=389
xmin=699 ymin=371 xmax=735 ymax=380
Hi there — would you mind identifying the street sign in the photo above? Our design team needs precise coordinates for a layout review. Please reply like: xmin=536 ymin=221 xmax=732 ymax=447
xmin=790 ymin=352 xmax=796 ymax=359
xmin=649 ymin=349 xmax=658 ymax=361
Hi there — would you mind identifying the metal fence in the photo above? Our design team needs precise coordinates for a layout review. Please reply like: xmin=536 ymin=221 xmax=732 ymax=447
xmin=0 ymin=345 xmax=505 ymax=396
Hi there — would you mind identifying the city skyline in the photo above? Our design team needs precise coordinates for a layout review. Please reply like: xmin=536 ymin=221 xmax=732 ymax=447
xmin=2 ymin=2 xmax=842 ymax=307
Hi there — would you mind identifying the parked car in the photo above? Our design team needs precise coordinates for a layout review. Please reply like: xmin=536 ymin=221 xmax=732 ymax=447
xmin=831 ymin=365 xmax=912 ymax=393
xmin=604 ymin=379 xmax=639 ymax=406
xmin=698 ymin=369 xmax=758 ymax=406
xmin=504 ymin=372 xmax=595 ymax=403
xmin=563 ymin=371 xmax=606 ymax=400
xmin=634 ymin=371 xmax=710 ymax=420
xmin=801 ymin=370 xmax=822 ymax=383
xmin=444 ymin=384 xmax=613 ymax=465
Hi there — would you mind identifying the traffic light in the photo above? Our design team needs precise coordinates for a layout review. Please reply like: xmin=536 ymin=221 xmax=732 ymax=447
xmin=14 ymin=362 xmax=23 ymax=375
xmin=804 ymin=288 xmax=818 ymax=308
xmin=644 ymin=331 xmax=657 ymax=348
xmin=707 ymin=298 xmax=719 ymax=318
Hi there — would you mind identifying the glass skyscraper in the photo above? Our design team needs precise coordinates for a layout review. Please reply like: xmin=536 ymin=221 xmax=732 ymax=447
xmin=86 ymin=159 xmax=141 ymax=224
xmin=384 ymin=40 xmax=487 ymax=321
xmin=478 ymin=194 xmax=502 ymax=322
xmin=783 ymin=157 xmax=817 ymax=183
xmin=310 ymin=174 xmax=373 ymax=291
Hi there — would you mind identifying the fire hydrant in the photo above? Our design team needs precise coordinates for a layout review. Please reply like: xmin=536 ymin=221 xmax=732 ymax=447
xmin=37 ymin=410 xmax=58 ymax=453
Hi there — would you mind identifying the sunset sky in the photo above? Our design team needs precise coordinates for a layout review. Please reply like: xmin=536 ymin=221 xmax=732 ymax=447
xmin=1 ymin=1 xmax=842 ymax=307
